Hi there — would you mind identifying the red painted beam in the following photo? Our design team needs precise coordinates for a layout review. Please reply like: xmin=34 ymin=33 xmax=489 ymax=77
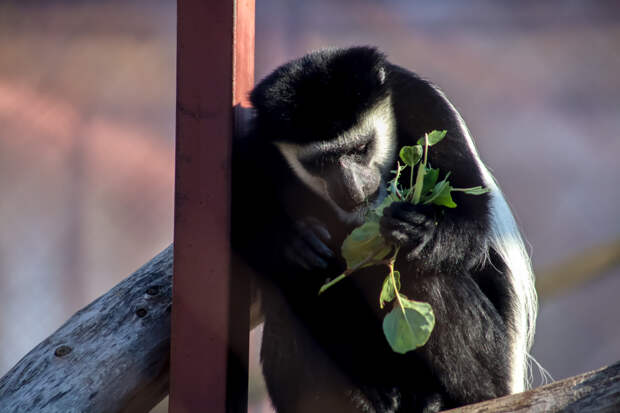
xmin=171 ymin=0 xmax=254 ymax=412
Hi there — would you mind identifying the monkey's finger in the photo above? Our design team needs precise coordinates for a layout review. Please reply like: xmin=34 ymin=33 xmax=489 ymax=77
xmin=300 ymin=247 xmax=329 ymax=269
xmin=284 ymin=245 xmax=311 ymax=271
xmin=305 ymin=217 xmax=332 ymax=242
xmin=293 ymin=238 xmax=328 ymax=269
xmin=384 ymin=202 xmax=433 ymax=226
xmin=380 ymin=216 xmax=411 ymax=238
xmin=301 ymin=228 xmax=335 ymax=259
xmin=380 ymin=216 xmax=429 ymax=248
xmin=406 ymin=234 xmax=433 ymax=260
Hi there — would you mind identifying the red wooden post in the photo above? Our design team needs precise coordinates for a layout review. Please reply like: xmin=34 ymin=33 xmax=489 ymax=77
xmin=171 ymin=0 xmax=254 ymax=412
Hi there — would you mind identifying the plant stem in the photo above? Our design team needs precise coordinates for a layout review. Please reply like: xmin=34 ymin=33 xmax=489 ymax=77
xmin=451 ymin=186 xmax=489 ymax=193
xmin=318 ymin=245 xmax=390 ymax=295
xmin=318 ymin=273 xmax=347 ymax=294
xmin=391 ymin=162 xmax=404 ymax=199
xmin=388 ymin=247 xmax=406 ymax=315
xmin=412 ymin=133 xmax=429 ymax=204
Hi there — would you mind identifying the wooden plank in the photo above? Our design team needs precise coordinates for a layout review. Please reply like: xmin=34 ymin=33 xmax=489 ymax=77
xmin=170 ymin=0 xmax=254 ymax=412
xmin=234 ymin=0 xmax=255 ymax=108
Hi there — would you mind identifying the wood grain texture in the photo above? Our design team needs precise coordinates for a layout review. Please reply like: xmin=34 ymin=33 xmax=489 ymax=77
xmin=0 ymin=245 xmax=173 ymax=413
xmin=444 ymin=361 xmax=620 ymax=412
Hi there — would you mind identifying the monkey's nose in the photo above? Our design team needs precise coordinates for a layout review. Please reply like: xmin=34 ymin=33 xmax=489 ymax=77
xmin=329 ymin=159 xmax=380 ymax=212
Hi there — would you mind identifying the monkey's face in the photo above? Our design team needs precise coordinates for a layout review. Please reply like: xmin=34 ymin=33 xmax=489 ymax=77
xmin=275 ymin=96 xmax=396 ymax=225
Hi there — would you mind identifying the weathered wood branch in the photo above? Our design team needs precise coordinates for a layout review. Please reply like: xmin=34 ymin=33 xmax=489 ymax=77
xmin=444 ymin=361 xmax=620 ymax=412
xmin=0 ymin=244 xmax=262 ymax=413
xmin=1 ymin=243 xmax=619 ymax=412
xmin=0 ymin=245 xmax=174 ymax=413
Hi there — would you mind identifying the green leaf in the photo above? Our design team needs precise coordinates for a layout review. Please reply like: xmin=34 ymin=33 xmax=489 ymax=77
xmin=382 ymin=297 xmax=435 ymax=354
xmin=458 ymin=186 xmax=491 ymax=195
xmin=434 ymin=184 xmax=457 ymax=208
xmin=417 ymin=130 xmax=447 ymax=146
xmin=425 ymin=182 xmax=457 ymax=208
xmin=411 ymin=161 xmax=427 ymax=205
xmin=421 ymin=167 xmax=440 ymax=196
xmin=399 ymin=145 xmax=423 ymax=167
xmin=422 ymin=172 xmax=454 ymax=207
xmin=365 ymin=209 xmax=381 ymax=223
xmin=374 ymin=194 xmax=397 ymax=218
xmin=400 ymin=187 xmax=412 ymax=201
xmin=379 ymin=271 xmax=400 ymax=309
xmin=341 ymin=221 xmax=392 ymax=270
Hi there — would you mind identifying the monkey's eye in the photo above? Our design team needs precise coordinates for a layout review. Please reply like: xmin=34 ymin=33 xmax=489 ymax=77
xmin=353 ymin=142 xmax=370 ymax=155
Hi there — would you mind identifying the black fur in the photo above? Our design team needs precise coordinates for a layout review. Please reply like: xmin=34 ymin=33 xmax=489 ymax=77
xmin=233 ymin=47 xmax=516 ymax=413
xmin=251 ymin=47 xmax=389 ymax=144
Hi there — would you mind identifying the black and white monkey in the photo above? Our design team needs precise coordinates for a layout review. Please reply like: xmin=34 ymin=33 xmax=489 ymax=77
xmin=232 ymin=47 xmax=537 ymax=413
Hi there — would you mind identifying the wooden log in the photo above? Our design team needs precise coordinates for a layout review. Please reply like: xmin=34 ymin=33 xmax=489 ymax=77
xmin=444 ymin=361 xmax=620 ymax=412
xmin=1 ymin=243 xmax=618 ymax=412
xmin=0 ymin=245 xmax=174 ymax=413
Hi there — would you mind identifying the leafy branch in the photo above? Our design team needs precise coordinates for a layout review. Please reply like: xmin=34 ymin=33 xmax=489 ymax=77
xmin=318 ymin=130 xmax=489 ymax=354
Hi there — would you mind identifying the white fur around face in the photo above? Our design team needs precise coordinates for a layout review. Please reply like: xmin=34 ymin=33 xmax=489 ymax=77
xmin=274 ymin=141 xmax=328 ymax=201
xmin=274 ymin=95 xmax=396 ymax=224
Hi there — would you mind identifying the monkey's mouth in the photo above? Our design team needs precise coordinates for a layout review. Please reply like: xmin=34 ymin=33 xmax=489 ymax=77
xmin=334 ymin=185 xmax=386 ymax=226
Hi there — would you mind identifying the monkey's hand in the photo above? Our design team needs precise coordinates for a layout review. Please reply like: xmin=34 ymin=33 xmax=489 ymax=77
xmin=283 ymin=217 xmax=335 ymax=271
xmin=380 ymin=202 xmax=436 ymax=260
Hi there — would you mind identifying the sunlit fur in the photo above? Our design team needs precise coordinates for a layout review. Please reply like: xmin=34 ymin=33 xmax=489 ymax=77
xmin=432 ymin=85 xmax=538 ymax=392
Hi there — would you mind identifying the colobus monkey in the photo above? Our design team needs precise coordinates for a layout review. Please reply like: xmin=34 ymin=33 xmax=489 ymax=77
xmin=232 ymin=47 xmax=537 ymax=413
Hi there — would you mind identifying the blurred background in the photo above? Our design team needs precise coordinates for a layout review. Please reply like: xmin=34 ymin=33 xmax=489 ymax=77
xmin=1 ymin=0 xmax=619 ymax=411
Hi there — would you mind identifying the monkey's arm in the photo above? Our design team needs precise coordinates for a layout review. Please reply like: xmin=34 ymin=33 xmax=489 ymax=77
xmin=380 ymin=198 xmax=490 ymax=272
